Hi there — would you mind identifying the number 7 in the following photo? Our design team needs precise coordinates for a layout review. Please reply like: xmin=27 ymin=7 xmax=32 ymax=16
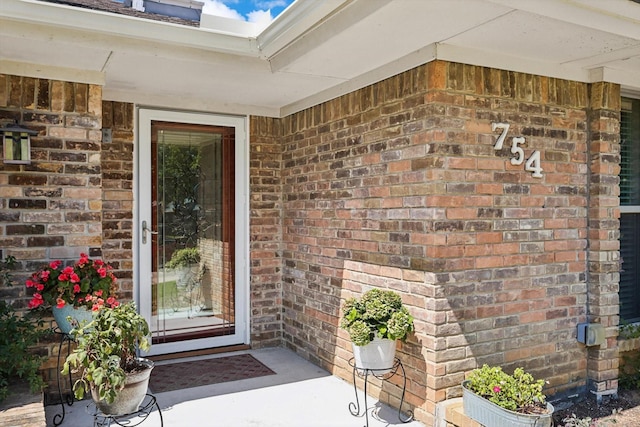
xmin=491 ymin=122 xmax=510 ymax=150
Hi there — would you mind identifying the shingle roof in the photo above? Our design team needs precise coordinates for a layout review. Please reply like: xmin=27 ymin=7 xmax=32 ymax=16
xmin=38 ymin=0 xmax=199 ymax=27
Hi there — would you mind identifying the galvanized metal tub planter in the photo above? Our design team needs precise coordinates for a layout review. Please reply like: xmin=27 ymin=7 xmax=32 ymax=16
xmin=462 ymin=380 xmax=554 ymax=427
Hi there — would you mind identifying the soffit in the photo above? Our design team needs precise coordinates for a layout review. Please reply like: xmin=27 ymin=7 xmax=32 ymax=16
xmin=0 ymin=0 xmax=639 ymax=118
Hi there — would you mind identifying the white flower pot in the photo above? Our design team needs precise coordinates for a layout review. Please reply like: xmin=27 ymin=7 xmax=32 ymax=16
xmin=91 ymin=358 xmax=154 ymax=416
xmin=352 ymin=336 xmax=397 ymax=374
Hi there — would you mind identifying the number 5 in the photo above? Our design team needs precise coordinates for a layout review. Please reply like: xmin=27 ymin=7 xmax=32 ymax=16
xmin=510 ymin=137 xmax=525 ymax=165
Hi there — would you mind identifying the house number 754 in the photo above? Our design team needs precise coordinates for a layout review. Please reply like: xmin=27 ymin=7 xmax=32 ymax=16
xmin=491 ymin=123 xmax=543 ymax=178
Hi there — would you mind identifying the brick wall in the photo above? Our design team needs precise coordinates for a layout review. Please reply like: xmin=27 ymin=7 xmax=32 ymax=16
xmin=0 ymin=60 xmax=623 ymax=426
xmin=278 ymin=61 xmax=620 ymax=425
xmin=101 ymin=101 xmax=135 ymax=300
xmin=249 ymin=117 xmax=284 ymax=346
xmin=0 ymin=74 xmax=107 ymax=384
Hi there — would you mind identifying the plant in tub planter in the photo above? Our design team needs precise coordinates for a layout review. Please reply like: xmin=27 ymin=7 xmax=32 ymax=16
xmin=165 ymin=247 xmax=201 ymax=290
xmin=463 ymin=365 xmax=554 ymax=427
xmin=62 ymin=302 xmax=153 ymax=415
xmin=340 ymin=288 xmax=414 ymax=371
xmin=25 ymin=253 xmax=119 ymax=333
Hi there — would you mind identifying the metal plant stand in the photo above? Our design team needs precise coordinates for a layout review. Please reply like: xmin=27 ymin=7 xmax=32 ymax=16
xmin=52 ymin=330 xmax=74 ymax=426
xmin=90 ymin=394 xmax=163 ymax=427
xmin=348 ymin=357 xmax=413 ymax=427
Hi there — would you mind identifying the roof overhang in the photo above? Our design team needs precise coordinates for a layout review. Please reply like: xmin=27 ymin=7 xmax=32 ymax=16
xmin=1 ymin=0 xmax=639 ymax=117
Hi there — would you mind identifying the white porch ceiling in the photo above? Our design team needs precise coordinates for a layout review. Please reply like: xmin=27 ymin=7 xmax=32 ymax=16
xmin=1 ymin=0 xmax=639 ymax=118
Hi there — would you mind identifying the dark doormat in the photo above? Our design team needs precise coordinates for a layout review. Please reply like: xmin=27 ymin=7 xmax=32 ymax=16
xmin=149 ymin=353 xmax=276 ymax=393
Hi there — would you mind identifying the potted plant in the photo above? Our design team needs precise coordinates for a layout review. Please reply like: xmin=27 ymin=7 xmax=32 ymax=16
xmin=25 ymin=253 xmax=119 ymax=333
xmin=462 ymin=364 xmax=554 ymax=427
xmin=61 ymin=302 xmax=153 ymax=415
xmin=165 ymin=246 xmax=201 ymax=288
xmin=165 ymin=247 xmax=200 ymax=269
xmin=340 ymin=288 xmax=414 ymax=371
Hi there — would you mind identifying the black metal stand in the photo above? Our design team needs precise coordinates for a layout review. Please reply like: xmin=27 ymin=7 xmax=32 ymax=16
xmin=90 ymin=394 xmax=163 ymax=427
xmin=348 ymin=358 xmax=413 ymax=427
xmin=52 ymin=330 xmax=74 ymax=426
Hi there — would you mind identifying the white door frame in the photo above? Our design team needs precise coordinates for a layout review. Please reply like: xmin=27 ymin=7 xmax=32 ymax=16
xmin=135 ymin=107 xmax=250 ymax=356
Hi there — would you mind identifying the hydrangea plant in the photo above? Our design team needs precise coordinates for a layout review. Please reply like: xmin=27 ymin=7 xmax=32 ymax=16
xmin=340 ymin=288 xmax=414 ymax=346
xmin=465 ymin=364 xmax=548 ymax=414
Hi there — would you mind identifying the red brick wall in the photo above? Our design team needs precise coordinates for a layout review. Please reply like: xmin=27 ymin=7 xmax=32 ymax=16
xmin=278 ymin=61 xmax=620 ymax=424
xmin=0 ymin=61 xmax=622 ymax=425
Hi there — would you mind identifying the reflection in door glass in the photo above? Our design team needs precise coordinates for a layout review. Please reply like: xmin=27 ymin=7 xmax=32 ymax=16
xmin=151 ymin=122 xmax=235 ymax=344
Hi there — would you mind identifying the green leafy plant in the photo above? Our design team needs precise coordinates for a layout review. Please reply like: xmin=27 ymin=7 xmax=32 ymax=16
xmin=26 ymin=253 xmax=119 ymax=310
xmin=0 ymin=301 xmax=50 ymax=402
xmin=1 ymin=255 xmax=16 ymax=287
xmin=561 ymin=413 xmax=617 ymax=427
xmin=0 ymin=256 xmax=51 ymax=402
xmin=165 ymin=247 xmax=200 ymax=269
xmin=620 ymin=352 xmax=640 ymax=390
xmin=465 ymin=364 xmax=548 ymax=414
xmin=340 ymin=288 xmax=414 ymax=346
xmin=62 ymin=302 xmax=150 ymax=404
xmin=619 ymin=321 xmax=640 ymax=339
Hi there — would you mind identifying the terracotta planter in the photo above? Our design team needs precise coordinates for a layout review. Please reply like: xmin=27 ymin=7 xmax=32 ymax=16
xmin=352 ymin=336 xmax=396 ymax=374
xmin=462 ymin=380 xmax=554 ymax=427
xmin=91 ymin=358 xmax=154 ymax=416
xmin=52 ymin=305 xmax=93 ymax=334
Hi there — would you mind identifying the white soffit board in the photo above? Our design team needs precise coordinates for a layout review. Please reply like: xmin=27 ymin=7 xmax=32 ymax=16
xmin=269 ymin=0 xmax=513 ymax=79
xmin=445 ymin=10 xmax=639 ymax=65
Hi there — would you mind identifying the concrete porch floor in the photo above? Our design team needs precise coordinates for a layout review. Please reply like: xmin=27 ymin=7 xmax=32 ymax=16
xmin=45 ymin=347 xmax=426 ymax=427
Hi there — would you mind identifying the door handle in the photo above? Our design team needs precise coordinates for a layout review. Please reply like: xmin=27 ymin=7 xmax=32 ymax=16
xmin=141 ymin=220 xmax=158 ymax=244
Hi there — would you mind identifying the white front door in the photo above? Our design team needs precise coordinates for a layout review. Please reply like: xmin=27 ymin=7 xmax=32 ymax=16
xmin=136 ymin=108 xmax=249 ymax=356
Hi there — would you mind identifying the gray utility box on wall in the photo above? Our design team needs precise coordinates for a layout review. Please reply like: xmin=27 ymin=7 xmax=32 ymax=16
xmin=577 ymin=323 xmax=605 ymax=346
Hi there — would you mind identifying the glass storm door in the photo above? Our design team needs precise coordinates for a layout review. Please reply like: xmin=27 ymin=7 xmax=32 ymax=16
xmin=137 ymin=109 xmax=248 ymax=356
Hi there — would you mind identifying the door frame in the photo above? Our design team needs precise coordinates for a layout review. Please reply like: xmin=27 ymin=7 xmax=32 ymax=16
xmin=135 ymin=107 xmax=250 ymax=356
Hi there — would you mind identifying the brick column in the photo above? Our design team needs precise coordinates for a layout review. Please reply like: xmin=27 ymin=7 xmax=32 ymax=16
xmin=586 ymin=81 xmax=621 ymax=401
xmin=248 ymin=116 xmax=283 ymax=347
xmin=101 ymin=101 xmax=135 ymax=300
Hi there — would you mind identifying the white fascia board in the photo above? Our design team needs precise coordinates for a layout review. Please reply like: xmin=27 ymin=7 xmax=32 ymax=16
xmin=0 ymin=60 xmax=105 ymax=85
xmin=280 ymin=44 xmax=437 ymax=117
xmin=1 ymin=0 xmax=258 ymax=56
xmin=257 ymin=0 xmax=354 ymax=58
xmin=104 ymin=88 xmax=281 ymax=118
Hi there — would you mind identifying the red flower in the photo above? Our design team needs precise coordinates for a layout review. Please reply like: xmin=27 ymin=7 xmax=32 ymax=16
xmin=493 ymin=386 xmax=501 ymax=393
xmin=28 ymin=293 xmax=44 ymax=309
xmin=26 ymin=254 xmax=119 ymax=311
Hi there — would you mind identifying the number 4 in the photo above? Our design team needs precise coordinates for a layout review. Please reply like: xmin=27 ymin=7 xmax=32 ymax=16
xmin=525 ymin=151 xmax=543 ymax=178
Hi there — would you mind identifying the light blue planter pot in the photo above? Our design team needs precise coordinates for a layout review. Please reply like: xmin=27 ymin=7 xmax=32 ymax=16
xmin=52 ymin=305 xmax=94 ymax=334
xmin=462 ymin=380 xmax=554 ymax=427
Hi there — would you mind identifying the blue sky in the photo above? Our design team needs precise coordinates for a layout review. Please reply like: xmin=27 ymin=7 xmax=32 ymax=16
xmin=202 ymin=0 xmax=296 ymax=25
